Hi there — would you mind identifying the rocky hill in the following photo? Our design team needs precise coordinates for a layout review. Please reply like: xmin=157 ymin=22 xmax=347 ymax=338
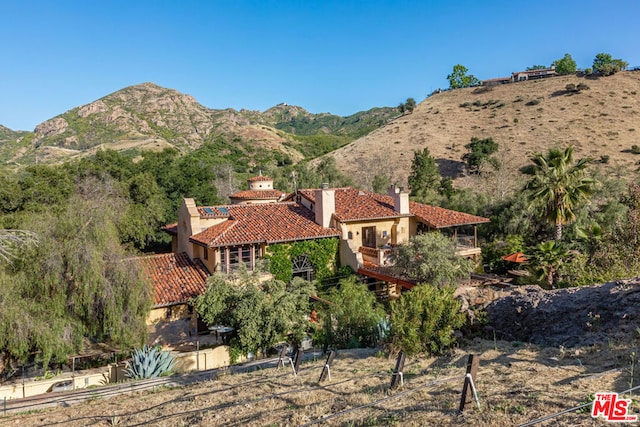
xmin=322 ymin=71 xmax=640 ymax=190
xmin=0 ymin=83 xmax=398 ymax=165
xmin=4 ymin=73 xmax=640 ymax=185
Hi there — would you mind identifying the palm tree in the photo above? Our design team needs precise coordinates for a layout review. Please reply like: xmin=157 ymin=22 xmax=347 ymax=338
xmin=525 ymin=146 xmax=597 ymax=241
xmin=528 ymin=240 xmax=568 ymax=289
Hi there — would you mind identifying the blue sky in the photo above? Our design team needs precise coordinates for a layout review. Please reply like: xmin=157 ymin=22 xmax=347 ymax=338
xmin=1 ymin=0 xmax=639 ymax=131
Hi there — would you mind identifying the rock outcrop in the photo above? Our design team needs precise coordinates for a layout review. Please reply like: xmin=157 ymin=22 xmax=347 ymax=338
xmin=485 ymin=279 xmax=640 ymax=347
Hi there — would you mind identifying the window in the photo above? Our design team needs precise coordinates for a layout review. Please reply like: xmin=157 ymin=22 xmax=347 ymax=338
xmin=362 ymin=226 xmax=376 ymax=248
xmin=220 ymin=245 xmax=258 ymax=273
xmin=241 ymin=246 xmax=251 ymax=266
xmin=204 ymin=247 xmax=209 ymax=260
xmin=348 ymin=231 xmax=353 ymax=240
xmin=292 ymin=254 xmax=315 ymax=281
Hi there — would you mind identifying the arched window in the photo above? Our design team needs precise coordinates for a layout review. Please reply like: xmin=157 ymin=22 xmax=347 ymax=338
xmin=292 ymin=254 xmax=315 ymax=281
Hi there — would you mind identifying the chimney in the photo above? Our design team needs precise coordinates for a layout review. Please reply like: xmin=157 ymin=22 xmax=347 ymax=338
xmin=177 ymin=198 xmax=201 ymax=259
xmin=387 ymin=184 xmax=410 ymax=215
xmin=315 ymin=184 xmax=335 ymax=228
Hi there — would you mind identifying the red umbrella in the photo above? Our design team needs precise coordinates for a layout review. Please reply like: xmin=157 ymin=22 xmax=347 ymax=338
xmin=502 ymin=252 xmax=528 ymax=263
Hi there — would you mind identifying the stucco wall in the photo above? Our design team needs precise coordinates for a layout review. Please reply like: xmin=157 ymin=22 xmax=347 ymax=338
xmin=147 ymin=304 xmax=191 ymax=325
xmin=340 ymin=217 xmax=411 ymax=248
xmin=0 ymin=346 xmax=232 ymax=401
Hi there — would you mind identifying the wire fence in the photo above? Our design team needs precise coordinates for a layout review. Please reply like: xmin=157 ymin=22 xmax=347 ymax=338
xmin=516 ymin=383 xmax=640 ymax=427
xmin=300 ymin=374 xmax=467 ymax=426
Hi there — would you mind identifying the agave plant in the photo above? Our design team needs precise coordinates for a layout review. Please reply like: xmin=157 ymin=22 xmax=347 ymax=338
xmin=124 ymin=345 xmax=176 ymax=380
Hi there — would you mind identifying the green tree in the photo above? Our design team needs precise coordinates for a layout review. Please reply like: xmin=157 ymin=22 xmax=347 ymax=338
xmin=526 ymin=65 xmax=547 ymax=70
xmin=525 ymin=146 xmax=597 ymax=241
xmin=462 ymin=137 xmax=499 ymax=172
xmin=447 ymin=64 xmax=479 ymax=89
xmin=408 ymin=148 xmax=442 ymax=200
xmin=0 ymin=178 xmax=152 ymax=374
xmin=405 ymin=97 xmax=416 ymax=113
xmin=19 ymin=164 xmax=75 ymax=212
xmin=554 ymin=53 xmax=577 ymax=75
xmin=388 ymin=284 xmax=465 ymax=355
xmin=398 ymin=98 xmax=416 ymax=115
xmin=317 ymin=277 xmax=385 ymax=349
xmin=193 ymin=273 xmax=315 ymax=355
xmin=593 ymin=53 xmax=628 ymax=76
xmin=527 ymin=240 xmax=568 ymax=288
xmin=372 ymin=174 xmax=391 ymax=194
xmin=314 ymin=157 xmax=354 ymax=188
xmin=391 ymin=232 xmax=475 ymax=286
xmin=119 ymin=172 xmax=168 ymax=249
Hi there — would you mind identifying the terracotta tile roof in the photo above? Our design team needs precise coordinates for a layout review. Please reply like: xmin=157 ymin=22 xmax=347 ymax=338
xmin=247 ymin=175 xmax=273 ymax=182
xmin=134 ymin=253 xmax=209 ymax=307
xmin=409 ymin=201 xmax=490 ymax=228
xmin=297 ymin=188 xmax=404 ymax=221
xmin=162 ymin=222 xmax=178 ymax=235
xmin=296 ymin=187 xmax=489 ymax=226
xmin=190 ymin=202 xmax=340 ymax=247
xmin=229 ymin=189 xmax=286 ymax=200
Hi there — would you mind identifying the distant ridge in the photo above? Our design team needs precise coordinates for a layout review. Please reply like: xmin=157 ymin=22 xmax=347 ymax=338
xmin=0 ymin=82 xmax=398 ymax=165
xmin=321 ymin=71 xmax=640 ymax=189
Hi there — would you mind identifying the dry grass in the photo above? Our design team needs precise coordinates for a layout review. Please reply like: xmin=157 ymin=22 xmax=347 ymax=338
xmin=322 ymin=72 xmax=640 ymax=191
xmin=6 ymin=338 xmax=640 ymax=426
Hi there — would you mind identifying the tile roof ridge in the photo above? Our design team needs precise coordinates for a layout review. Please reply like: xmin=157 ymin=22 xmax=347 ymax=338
xmin=209 ymin=219 xmax=239 ymax=244
xmin=127 ymin=252 xmax=184 ymax=260
xmin=199 ymin=203 xmax=235 ymax=209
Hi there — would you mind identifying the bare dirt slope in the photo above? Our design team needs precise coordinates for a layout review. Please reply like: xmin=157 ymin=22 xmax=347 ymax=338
xmin=6 ymin=280 xmax=640 ymax=426
xmin=324 ymin=72 xmax=640 ymax=190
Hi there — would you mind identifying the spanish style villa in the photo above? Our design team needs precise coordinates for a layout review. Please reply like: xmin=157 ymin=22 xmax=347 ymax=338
xmin=139 ymin=176 xmax=489 ymax=327
xmin=158 ymin=175 xmax=487 ymax=294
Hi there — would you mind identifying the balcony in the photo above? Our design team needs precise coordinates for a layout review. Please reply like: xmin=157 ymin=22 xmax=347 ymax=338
xmin=359 ymin=245 xmax=394 ymax=267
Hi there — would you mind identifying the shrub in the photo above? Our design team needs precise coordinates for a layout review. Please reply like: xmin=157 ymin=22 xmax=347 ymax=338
xmin=124 ymin=345 xmax=175 ymax=380
xmin=576 ymin=83 xmax=590 ymax=91
xmin=565 ymin=83 xmax=576 ymax=92
xmin=526 ymin=99 xmax=541 ymax=106
xmin=316 ymin=277 xmax=385 ymax=350
xmin=600 ymin=155 xmax=610 ymax=164
xmin=632 ymin=145 xmax=640 ymax=154
xmin=462 ymin=136 xmax=500 ymax=173
xmin=388 ymin=285 xmax=465 ymax=356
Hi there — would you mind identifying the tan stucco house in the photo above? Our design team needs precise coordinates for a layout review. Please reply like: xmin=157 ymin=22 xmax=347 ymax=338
xmin=142 ymin=178 xmax=489 ymax=321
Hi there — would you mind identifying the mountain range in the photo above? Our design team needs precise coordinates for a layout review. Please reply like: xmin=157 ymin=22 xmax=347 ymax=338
xmin=0 ymin=82 xmax=398 ymax=166
xmin=2 ymin=72 xmax=640 ymax=191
